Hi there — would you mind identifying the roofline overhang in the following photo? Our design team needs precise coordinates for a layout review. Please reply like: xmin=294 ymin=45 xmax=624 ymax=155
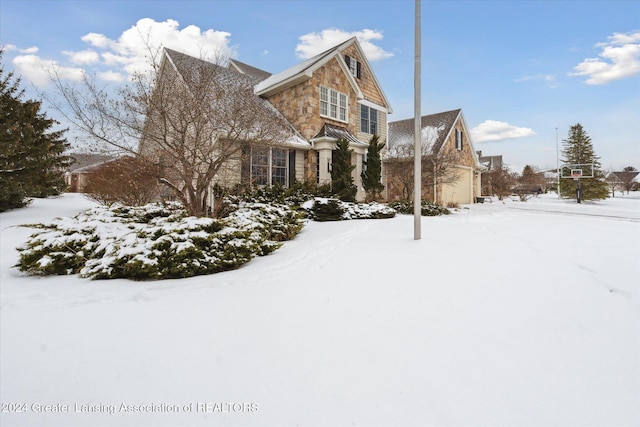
xmin=255 ymin=71 xmax=313 ymax=97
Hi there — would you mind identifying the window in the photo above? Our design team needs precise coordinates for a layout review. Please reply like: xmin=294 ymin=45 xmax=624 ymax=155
xmin=251 ymin=147 xmax=269 ymax=186
xmin=271 ymin=148 xmax=287 ymax=186
xmin=345 ymin=55 xmax=362 ymax=79
xmin=251 ymin=147 xmax=289 ymax=186
xmin=360 ymin=105 xmax=378 ymax=134
xmin=320 ymin=86 xmax=328 ymax=116
xmin=320 ymin=86 xmax=348 ymax=123
xmin=455 ymin=129 xmax=463 ymax=150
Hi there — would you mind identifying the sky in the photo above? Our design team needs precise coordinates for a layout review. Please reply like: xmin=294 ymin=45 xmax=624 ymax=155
xmin=1 ymin=0 xmax=639 ymax=172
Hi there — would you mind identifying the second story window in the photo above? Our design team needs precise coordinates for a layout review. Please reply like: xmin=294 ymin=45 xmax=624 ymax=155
xmin=320 ymin=85 xmax=348 ymax=123
xmin=360 ymin=105 xmax=378 ymax=134
xmin=345 ymin=55 xmax=362 ymax=79
xmin=455 ymin=129 xmax=464 ymax=150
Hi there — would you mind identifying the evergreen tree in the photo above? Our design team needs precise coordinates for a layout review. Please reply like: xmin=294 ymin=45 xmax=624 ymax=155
xmin=559 ymin=124 xmax=608 ymax=202
xmin=331 ymin=138 xmax=357 ymax=202
xmin=0 ymin=50 xmax=72 ymax=211
xmin=361 ymin=134 xmax=385 ymax=202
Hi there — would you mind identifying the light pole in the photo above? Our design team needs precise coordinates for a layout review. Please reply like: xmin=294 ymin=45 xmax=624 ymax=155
xmin=413 ymin=0 xmax=422 ymax=240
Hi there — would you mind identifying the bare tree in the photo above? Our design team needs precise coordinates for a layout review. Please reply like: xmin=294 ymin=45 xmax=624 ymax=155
xmin=83 ymin=156 xmax=160 ymax=206
xmin=385 ymin=128 xmax=460 ymax=203
xmin=485 ymin=165 xmax=517 ymax=200
xmin=47 ymin=45 xmax=297 ymax=216
xmin=513 ymin=164 xmax=546 ymax=201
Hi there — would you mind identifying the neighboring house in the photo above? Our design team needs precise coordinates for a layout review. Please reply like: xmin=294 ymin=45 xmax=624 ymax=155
xmin=142 ymin=37 xmax=392 ymax=204
xmin=477 ymin=151 xmax=503 ymax=171
xmin=65 ymin=153 xmax=115 ymax=192
xmin=608 ymin=170 xmax=640 ymax=193
xmin=477 ymin=150 xmax=503 ymax=196
xmin=385 ymin=109 xmax=484 ymax=205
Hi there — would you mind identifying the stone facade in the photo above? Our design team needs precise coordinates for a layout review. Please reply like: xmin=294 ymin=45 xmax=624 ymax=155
xmin=261 ymin=40 xmax=391 ymax=198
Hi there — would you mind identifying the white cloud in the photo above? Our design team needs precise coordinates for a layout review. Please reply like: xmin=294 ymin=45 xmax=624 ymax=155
xmin=471 ymin=120 xmax=536 ymax=143
xmin=515 ymin=73 xmax=558 ymax=88
xmin=296 ymin=28 xmax=393 ymax=61
xmin=97 ymin=70 xmax=126 ymax=82
xmin=63 ymin=49 xmax=99 ymax=65
xmin=11 ymin=18 xmax=236 ymax=87
xmin=12 ymin=54 xmax=84 ymax=86
xmin=569 ymin=31 xmax=640 ymax=85
xmin=2 ymin=44 xmax=38 ymax=54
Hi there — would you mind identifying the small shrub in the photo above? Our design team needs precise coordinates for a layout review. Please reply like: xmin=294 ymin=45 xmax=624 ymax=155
xmin=389 ymin=200 xmax=450 ymax=216
xmin=303 ymin=198 xmax=396 ymax=221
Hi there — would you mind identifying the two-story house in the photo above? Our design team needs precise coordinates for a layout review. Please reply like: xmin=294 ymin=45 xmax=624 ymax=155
xmin=144 ymin=37 xmax=392 ymax=206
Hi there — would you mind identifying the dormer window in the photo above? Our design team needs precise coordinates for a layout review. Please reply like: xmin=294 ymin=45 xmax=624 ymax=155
xmin=344 ymin=55 xmax=361 ymax=79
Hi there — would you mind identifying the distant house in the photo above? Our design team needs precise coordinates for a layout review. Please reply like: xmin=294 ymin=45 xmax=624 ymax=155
xmin=65 ymin=153 xmax=115 ymax=192
xmin=384 ymin=109 xmax=484 ymax=205
xmin=608 ymin=170 xmax=640 ymax=193
xmin=141 ymin=37 xmax=393 ymax=204
xmin=477 ymin=150 xmax=503 ymax=196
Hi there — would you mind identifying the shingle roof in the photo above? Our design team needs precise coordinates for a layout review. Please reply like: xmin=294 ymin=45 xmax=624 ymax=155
xmin=388 ymin=109 xmax=462 ymax=154
xmin=228 ymin=59 xmax=272 ymax=82
xmin=611 ymin=171 xmax=640 ymax=182
xmin=67 ymin=153 xmax=116 ymax=172
xmin=254 ymin=38 xmax=354 ymax=95
xmin=163 ymin=48 xmax=309 ymax=148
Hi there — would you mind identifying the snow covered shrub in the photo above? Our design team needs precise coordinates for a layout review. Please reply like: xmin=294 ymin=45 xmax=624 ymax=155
xmin=388 ymin=200 xmax=450 ymax=216
xmin=227 ymin=181 xmax=332 ymax=207
xmin=302 ymin=198 xmax=396 ymax=221
xmin=304 ymin=198 xmax=345 ymax=221
xmin=17 ymin=201 xmax=306 ymax=280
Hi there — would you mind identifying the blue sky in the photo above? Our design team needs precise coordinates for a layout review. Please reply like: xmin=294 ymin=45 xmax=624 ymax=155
xmin=1 ymin=0 xmax=639 ymax=172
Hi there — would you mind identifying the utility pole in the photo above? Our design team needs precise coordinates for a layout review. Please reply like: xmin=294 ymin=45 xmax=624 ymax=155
xmin=414 ymin=0 xmax=422 ymax=240
xmin=556 ymin=127 xmax=560 ymax=198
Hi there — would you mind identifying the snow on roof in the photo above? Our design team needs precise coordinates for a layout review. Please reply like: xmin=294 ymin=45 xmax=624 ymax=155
xmin=387 ymin=109 xmax=462 ymax=156
xmin=254 ymin=37 xmax=356 ymax=95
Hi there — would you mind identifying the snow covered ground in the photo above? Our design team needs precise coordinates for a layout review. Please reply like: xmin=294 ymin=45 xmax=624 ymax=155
xmin=1 ymin=192 xmax=639 ymax=427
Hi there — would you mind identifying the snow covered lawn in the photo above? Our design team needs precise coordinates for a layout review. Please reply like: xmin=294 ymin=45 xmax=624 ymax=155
xmin=1 ymin=193 xmax=639 ymax=426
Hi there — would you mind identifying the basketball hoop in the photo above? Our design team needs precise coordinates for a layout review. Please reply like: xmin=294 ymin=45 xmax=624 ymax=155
xmin=571 ymin=169 xmax=583 ymax=180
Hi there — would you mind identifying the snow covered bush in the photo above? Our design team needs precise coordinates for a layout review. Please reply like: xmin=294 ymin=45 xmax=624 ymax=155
xmin=16 ymin=201 xmax=305 ymax=280
xmin=388 ymin=200 xmax=450 ymax=216
xmin=302 ymin=198 xmax=396 ymax=222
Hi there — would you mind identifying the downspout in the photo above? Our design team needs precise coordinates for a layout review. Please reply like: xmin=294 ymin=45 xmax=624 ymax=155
xmin=432 ymin=158 xmax=437 ymax=203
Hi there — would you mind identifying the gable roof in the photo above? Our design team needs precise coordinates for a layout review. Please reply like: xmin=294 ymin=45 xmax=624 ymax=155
xmin=611 ymin=170 xmax=640 ymax=182
xmin=228 ymin=59 xmax=272 ymax=82
xmin=387 ymin=109 xmax=483 ymax=169
xmin=254 ymin=37 xmax=392 ymax=113
xmin=163 ymin=48 xmax=308 ymax=148
xmin=67 ymin=153 xmax=116 ymax=172
xmin=388 ymin=109 xmax=463 ymax=154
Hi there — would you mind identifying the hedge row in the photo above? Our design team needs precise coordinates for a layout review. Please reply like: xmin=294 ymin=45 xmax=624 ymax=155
xmin=17 ymin=202 xmax=305 ymax=280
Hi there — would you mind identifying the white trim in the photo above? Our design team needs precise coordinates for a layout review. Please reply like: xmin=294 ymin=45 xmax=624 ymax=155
xmin=319 ymin=85 xmax=349 ymax=124
xmin=358 ymin=99 xmax=386 ymax=110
